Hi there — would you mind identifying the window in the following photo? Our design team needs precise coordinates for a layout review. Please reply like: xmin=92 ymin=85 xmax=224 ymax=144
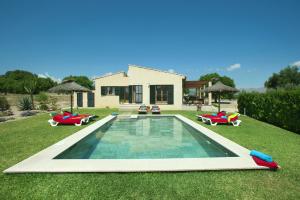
xmin=150 ymin=85 xmax=174 ymax=105
xmin=129 ymin=85 xmax=143 ymax=104
xmin=101 ymin=86 xmax=119 ymax=96
xmin=135 ymin=85 xmax=143 ymax=103
xmin=119 ymin=87 xmax=129 ymax=104
xmin=101 ymin=86 xmax=143 ymax=104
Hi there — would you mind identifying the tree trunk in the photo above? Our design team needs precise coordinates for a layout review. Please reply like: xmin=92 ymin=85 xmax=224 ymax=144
xmin=218 ymin=93 xmax=221 ymax=112
xmin=30 ymin=93 xmax=35 ymax=110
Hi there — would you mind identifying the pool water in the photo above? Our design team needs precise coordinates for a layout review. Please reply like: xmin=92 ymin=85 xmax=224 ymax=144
xmin=55 ymin=116 xmax=237 ymax=159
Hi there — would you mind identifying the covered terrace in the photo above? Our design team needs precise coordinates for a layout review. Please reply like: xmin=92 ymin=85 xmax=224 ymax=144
xmin=183 ymin=80 xmax=212 ymax=106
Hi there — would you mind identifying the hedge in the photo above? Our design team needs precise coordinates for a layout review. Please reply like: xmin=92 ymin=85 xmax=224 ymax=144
xmin=238 ymin=89 xmax=300 ymax=134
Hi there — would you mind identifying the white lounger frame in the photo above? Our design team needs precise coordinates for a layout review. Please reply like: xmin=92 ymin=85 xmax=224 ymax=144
xmin=202 ymin=117 xmax=242 ymax=126
xmin=197 ymin=114 xmax=242 ymax=126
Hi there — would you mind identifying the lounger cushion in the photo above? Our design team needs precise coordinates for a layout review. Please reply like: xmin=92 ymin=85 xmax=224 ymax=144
xmin=252 ymin=156 xmax=278 ymax=169
xmin=250 ymin=150 xmax=273 ymax=162
xmin=63 ymin=115 xmax=70 ymax=120
xmin=228 ymin=113 xmax=239 ymax=122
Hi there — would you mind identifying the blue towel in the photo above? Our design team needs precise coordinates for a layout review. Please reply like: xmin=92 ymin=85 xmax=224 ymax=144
xmin=63 ymin=115 xmax=70 ymax=120
xmin=221 ymin=116 xmax=227 ymax=119
xmin=72 ymin=113 xmax=78 ymax=116
xmin=212 ymin=113 xmax=217 ymax=116
xmin=111 ymin=112 xmax=118 ymax=116
xmin=250 ymin=150 xmax=273 ymax=162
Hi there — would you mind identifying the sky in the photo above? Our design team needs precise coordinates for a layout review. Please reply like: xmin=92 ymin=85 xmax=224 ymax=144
xmin=0 ymin=0 xmax=300 ymax=88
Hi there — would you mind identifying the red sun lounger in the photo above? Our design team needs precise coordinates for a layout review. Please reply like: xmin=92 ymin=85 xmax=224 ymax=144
xmin=202 ymin=113 xmax=242 ymax=126
xmin=48 ymin=111 xmax=94 ymax=126
xmin=197 ymin=111 xmax=226 ymax=122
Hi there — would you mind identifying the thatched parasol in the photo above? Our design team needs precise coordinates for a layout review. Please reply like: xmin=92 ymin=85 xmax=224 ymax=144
xmin=202 ymin=81 xmax=239 ymax=112
xmin=48 ymin=80 xmax=90 ymax=113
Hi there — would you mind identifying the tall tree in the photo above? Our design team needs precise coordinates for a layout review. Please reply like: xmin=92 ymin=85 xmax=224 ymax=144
xmin=0 ymin=76 xmax=8 ymax=94
xmin=265 ymin=66 xmax=300 ymax=89
xmin=37 ymin=77 xmax=57 ymax=92
xmin=199 ymin=73 xmax=236 ymax=100
xmin=0 ymin=70 xmax=57 ymax=94
xmin=199 ymin=73 xmax=235 ymax=87
xmin=63 ymin=75 xmax=94 ymax=89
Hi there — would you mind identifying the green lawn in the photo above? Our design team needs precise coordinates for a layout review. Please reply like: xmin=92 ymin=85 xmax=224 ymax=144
xmin=1 ymin=109 xmax=299 ymax=199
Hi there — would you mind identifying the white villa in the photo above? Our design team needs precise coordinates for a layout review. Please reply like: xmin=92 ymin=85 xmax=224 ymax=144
xmin=74 ymin=64 xmax=212 ymax=110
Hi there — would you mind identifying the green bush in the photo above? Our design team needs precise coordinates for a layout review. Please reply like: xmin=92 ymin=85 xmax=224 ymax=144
xmin=238 ymin=89 xmax=300 ymax=134
xmin=36 ymin=92 xmax=49 ymax=110
xmin=18 ymin=96 xmax=33 ymax=111
xmin=0 ymin=96 xmax=10 ymax=111
xmin=49 ymin=96 xmax=58 ymax=110
xmin=39 ymin=104 xmax=49 ymax=110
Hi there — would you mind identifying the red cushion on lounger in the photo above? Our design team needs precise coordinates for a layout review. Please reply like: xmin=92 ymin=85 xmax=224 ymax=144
xmin=63 ymin=111 xmax=72 ymax=116
xmin=252 ymin=156 xmax=278 ymax=169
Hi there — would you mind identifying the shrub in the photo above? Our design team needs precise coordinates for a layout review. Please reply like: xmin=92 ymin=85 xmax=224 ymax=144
xmin=36 ymin=92 xmax=49 ymax=110
xmin=39 ymin=104 xmax=49 ymax=110
xmin=0 ymin=96 xmax=10 ymax=111
xmin=49 ymin=96 xmax=58 ymax=110
xmin=238 ymin=89 xmax=300 ymax=134
xmin=18 ymin=96 xmax=33 ymax=111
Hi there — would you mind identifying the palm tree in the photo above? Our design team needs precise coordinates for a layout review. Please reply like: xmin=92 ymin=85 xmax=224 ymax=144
xmin=24 ymin=78 xmax=37 ymax=109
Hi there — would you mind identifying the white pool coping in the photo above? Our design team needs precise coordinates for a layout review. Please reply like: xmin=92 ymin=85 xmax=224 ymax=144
xmin=4 ymin=114 xmax=267 ymax=173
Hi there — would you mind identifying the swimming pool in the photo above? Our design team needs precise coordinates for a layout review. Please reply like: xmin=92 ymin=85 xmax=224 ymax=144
xmin=56 ymin=116 xmax=237 ymax=159
xmin=4 ymin=115 xmax=266 ymax=173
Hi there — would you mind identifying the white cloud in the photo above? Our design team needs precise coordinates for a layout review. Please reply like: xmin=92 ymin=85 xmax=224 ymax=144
xmin=91 ymin=75 xmax=98 ymax=80
xmin=38 ymin=72 xmax=61 ymax=83
xmin=168 ymin=69 xmax=175 ymax=73
xmin=291 ymin=61 xmax=300 ymax=67
xmin=104 ymin=72 xmax=113 ymax=76
xmin=37 ymin=74 xmax=47 ymax=78
xmin=226 ymin=63 xmax=241 ymax=71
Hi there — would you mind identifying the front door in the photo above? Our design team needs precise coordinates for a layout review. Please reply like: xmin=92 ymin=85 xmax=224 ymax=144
xmin=88 ymin=92 xmax=95 ymax=107
xmin=77 ymin=93 xmax=83 ymax=107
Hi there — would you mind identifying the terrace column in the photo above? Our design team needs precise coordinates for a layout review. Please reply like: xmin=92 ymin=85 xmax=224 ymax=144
xmin=199 ymin=87 xmax=202 ymax=99
xmin=83 ymin=92 xmax=88 ymax=108
xmin=208 ymin=81 xmax=212 ymax=106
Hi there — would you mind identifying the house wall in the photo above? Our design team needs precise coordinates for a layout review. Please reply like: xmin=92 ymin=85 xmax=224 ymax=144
xmin=94 ymin=72 xmax=129 ymax=108
xmin=127 ymin=65 xmax=184 ymax=110
xmin=75 ymin=65 xmax=185 ymax=110
xmin=82 ymin=92 xmax=88 ymax=107
xmin=73 ymin=92 xmax=77 ymax=108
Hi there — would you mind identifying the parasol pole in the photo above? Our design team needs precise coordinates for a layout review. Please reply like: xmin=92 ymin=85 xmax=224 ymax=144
xmin=70 ymin=92 xmax=73 ymax=114
xmin=218 ymin=92 xmax=221 ymax=112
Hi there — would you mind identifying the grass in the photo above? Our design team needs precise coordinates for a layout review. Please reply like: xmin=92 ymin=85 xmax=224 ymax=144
xmin=0 ymin=109 xmax=300 ymax=199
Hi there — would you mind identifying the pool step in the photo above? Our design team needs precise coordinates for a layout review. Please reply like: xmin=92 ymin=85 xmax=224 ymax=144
xmin=130 ymin=115 xmax=138 ymax=119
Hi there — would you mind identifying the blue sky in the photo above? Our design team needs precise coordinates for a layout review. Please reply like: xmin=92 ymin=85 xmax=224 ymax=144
xmin=0 ymin=0 xmax=299 ymax=88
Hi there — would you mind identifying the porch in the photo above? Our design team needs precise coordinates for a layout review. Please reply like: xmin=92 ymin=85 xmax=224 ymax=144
xmin=183 ymin=80 xmax=212 ymax=106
